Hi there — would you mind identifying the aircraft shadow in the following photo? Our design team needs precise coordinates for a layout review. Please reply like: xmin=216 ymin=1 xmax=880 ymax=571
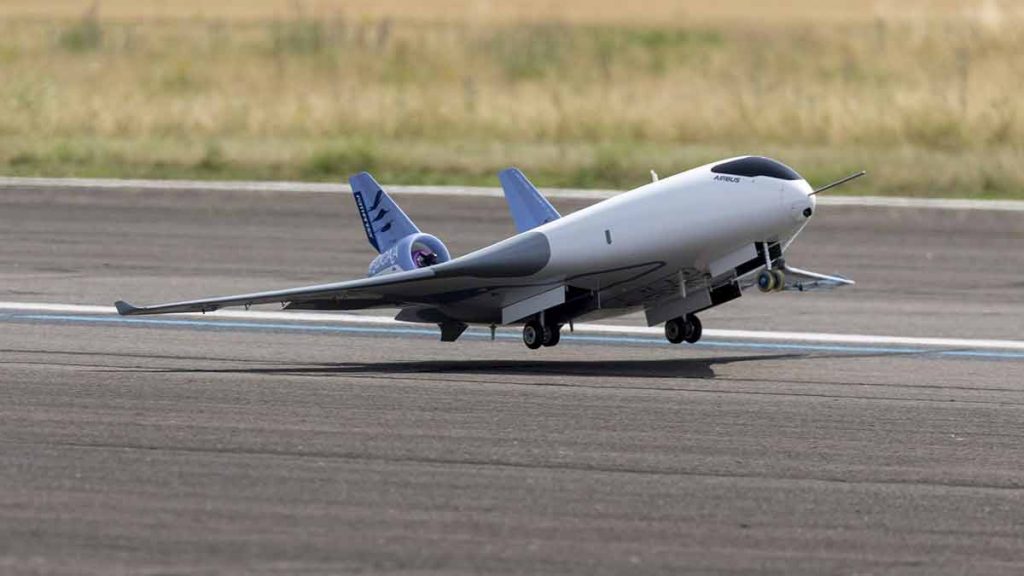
xmin=147 ymin=352 xmax=807 ymax=380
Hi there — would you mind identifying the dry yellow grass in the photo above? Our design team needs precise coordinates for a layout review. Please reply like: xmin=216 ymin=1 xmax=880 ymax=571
xmin=0 ymin=1 xmax=1022 ymax=196
xmin=2 ymin=0 xmax=1017 ymax=25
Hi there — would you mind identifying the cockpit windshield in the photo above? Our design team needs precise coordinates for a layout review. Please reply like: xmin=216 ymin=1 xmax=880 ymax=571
xmin=711 ymin=157 xmax=801 ymax=180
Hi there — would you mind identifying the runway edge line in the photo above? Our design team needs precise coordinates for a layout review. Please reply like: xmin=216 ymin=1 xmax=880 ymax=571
xmin=2 ymin=301 xmax=1023 ymax=352
xmin=1 ymin=176 xmax=1022 ymax=211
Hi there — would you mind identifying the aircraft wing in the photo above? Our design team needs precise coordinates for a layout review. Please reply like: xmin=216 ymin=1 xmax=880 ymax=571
xmin=115 ymin=231 xmax=556 ymax=317
xmin=115 ymin=267 xmax=437 ymax=316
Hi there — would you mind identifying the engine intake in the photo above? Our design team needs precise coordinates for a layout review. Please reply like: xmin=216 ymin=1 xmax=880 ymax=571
xmin=368 ymin=233 xmax=451 ymax=277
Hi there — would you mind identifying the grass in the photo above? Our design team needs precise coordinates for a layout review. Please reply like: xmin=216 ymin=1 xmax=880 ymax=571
xmin=0 ymin=1 xmax=1022 ymax=197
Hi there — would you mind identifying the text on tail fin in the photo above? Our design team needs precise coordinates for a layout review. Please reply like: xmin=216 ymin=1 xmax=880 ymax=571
xmin=349 ymin=171 xmax=420 ymax=253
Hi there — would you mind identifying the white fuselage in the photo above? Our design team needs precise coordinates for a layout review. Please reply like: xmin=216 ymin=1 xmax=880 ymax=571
xmin=532 ymin=158 xmax=814 ymax=306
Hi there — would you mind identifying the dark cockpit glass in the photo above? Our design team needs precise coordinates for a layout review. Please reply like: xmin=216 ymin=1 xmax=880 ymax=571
xmin=711 ymin=156 xmax=801 ymax=180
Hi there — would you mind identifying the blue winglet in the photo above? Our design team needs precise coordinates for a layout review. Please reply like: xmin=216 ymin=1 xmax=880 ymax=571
xmin=114 ymin=300 xmax=139 ymax=315
xmin=498 ymin=168 xmax=561 ymax=233
xmin=349 ymin=172 xmax=420 ymax=253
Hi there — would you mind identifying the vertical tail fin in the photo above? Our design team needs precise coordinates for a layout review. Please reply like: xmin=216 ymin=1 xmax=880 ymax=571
xmin=349 ymin=172 xmax=420 ymax=253
xmin=498 ymin=168 xmax=561 ymax=233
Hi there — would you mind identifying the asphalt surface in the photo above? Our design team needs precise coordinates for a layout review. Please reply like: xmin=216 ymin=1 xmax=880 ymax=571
xmin=1 ymin=184 xmax=1023 ymax=574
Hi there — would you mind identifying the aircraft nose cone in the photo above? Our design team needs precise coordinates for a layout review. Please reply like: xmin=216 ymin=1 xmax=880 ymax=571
xmin=786 ymin=180 xmax=815 ymax=222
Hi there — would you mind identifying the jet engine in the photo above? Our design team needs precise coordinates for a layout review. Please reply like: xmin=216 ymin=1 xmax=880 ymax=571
xmin=367 ymin=233 xmax=451 ymax=277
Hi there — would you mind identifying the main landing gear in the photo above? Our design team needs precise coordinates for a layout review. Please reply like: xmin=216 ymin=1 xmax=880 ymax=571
xmin=522 ymin=318 xmax=562 ymax=349
xmin=664 ymin=314 xmax=702 ymax=344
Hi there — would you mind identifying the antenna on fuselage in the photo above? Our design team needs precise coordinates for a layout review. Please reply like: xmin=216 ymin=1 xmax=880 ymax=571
xmin=810 ymin=170 xmax=867 ymax=195
xmin=650 ymin=170 xmax=659 ymax=182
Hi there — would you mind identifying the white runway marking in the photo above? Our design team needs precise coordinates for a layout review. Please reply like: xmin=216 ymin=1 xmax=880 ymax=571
xmin=2 ymin=301 xmax=1022 ymax=352
xmin=1 ymin=176 xmax=1022 ymax=211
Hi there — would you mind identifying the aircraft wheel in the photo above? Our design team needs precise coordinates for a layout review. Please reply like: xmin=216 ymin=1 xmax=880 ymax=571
xmin=542 ymin=325 xmax=561 ymax=347
xmin=757 ymin=270 xmax=776 ymax=292
xmin=522 ymin=320 xmax=544 ymax=349
xmin=772 ymin=269 xmax=786 ymax=291
xmin=665 ymin=318 xmax=685 ymax=344
xmin=684 ymin=314 xmax=703 ymax=343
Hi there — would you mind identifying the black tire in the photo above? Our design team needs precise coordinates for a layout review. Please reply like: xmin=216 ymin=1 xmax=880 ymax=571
xmin=542 ymin=325 xmax=561 ymax=347
xmin=757 ymin=269 xmax=775 ymax=292
xmin=523 ymin=320 xmax=543 ymax=349
xmin=684 ymin=314 xmax=702 ymax=343
xmin=665 ymin=318 xmax=685 ymax=344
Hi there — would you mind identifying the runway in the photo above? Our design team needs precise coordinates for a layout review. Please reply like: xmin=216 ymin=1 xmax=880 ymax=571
xmin=2 ymin=182 xmax=1023 ymax=573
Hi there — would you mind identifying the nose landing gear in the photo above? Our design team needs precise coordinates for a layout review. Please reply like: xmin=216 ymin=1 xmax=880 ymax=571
xmin=757 ymin=268 xmax=786 ymax=292
xmin=664 ymin=314 xmax=702 ymax=344
xmin=756 ymin=241 xmax=786 ymax=293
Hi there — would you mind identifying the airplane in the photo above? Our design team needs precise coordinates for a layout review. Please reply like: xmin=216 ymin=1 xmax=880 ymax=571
xmin=115 ymin=156 xmax=863 ymax=349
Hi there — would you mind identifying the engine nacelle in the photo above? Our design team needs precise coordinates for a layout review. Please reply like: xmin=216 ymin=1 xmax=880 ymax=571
xmin=368 ymin=233 xmax=451 ymax=277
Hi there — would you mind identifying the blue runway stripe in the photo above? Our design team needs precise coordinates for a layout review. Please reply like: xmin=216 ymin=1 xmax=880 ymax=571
xmin=8 ymin=313 xmax=1024 ymax=360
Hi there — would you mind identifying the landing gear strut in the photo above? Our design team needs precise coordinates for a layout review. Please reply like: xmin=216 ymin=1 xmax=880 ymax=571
xmin=665 ymin=314 xmax=702 ymax=344
xmin=523 ymin=318 xmax=562 ymax=349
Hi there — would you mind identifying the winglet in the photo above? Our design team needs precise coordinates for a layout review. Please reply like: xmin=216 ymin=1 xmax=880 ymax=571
xmin=114 ymin=300 xmax=139 ymax=316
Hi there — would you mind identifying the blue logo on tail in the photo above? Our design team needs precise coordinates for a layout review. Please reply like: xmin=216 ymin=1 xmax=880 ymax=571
xmin=353 ymin=191 xmax=379 ymax=251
